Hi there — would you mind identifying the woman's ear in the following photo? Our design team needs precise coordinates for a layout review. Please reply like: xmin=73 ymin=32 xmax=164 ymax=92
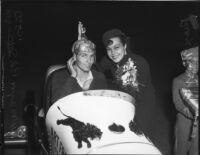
xmin=94 ymin=55 xmax=96 ymax=63
xmin=124 ymin=44 xmax=127 ymax=55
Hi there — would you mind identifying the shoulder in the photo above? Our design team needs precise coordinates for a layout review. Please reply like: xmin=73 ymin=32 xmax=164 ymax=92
xmin=99 ymin=55 xmax=113 ymax=71
xmin=91 ymin=69 xmax=106 ymax=79
xmin=48 ymin=66 xmax=70 ymax=83
xmin=52 ymin=67 xmax=68 ymax=77
xmin=128 ymin=53 xmax=150 ymax=67
xmin=173 ymin=73 xmax=185 ymax=85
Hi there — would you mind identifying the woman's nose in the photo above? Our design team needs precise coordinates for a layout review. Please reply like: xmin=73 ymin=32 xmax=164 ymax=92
xmin=110 ymin=49 xmax=115 ymax=55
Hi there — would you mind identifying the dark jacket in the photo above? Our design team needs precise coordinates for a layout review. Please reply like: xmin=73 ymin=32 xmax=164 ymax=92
xmin=98 ymin=53 xmax=156 ymax=137
xmin=99 ymin=53 xmax=155 ymax=108
xmin=44 ymin=66 xmax=107 ymax=113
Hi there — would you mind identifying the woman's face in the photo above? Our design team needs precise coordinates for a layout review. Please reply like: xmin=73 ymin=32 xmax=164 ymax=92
xmin=106 ymin=37 xmax=127 ymax=63
xmin=75 ymin=44 xmax=95 ymax=72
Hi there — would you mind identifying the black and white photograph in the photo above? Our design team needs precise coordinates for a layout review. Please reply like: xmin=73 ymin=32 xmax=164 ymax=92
xmin=0 ymin=0 xmax=199 ymax=155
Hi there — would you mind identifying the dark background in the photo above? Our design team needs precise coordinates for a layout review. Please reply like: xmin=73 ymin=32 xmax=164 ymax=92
xmin=1 ymin=1 xmax=200 ymax=154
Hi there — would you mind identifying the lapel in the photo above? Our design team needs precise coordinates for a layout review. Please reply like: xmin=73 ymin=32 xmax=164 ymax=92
xmin=88 ymin=70 xmax=95 ymax=90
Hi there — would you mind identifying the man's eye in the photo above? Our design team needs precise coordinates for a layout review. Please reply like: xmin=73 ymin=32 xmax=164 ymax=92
xmin=80 ymin=54 xmax=87 ymax=57
xmin=114 ymin=47 xmax=119 ymax=50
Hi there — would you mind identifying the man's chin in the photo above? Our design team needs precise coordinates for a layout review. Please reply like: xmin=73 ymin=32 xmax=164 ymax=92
xmin=81 ymin=68 xmax=91 ymax=72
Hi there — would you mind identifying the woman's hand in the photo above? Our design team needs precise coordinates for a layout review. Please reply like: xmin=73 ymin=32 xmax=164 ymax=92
xmin=67 ymin=56 xmax=77 ymax=78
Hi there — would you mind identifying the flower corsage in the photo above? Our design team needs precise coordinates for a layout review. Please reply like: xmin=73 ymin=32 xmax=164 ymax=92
xmin=115 ymin=58 xmax=140 ymax=93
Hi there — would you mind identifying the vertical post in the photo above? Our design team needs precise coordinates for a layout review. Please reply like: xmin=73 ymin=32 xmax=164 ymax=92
xmin=0 ymin=0 xmax=5 ymax=152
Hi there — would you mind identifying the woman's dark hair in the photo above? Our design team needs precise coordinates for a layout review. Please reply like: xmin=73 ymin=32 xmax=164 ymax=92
xmin=102 ymin=29 xmax=128 ymax=47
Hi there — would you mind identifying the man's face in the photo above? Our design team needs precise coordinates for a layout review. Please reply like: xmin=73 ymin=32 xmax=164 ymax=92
xmin=75 ymin=44 xmax=95 ymax=72
xmin=186 ymin=58 xmax=199 ymax=74
xmin=106 ymin=37 xmax=127 ymax=63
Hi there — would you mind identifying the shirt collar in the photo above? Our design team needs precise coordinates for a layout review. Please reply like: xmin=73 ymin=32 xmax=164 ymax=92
xmin=76 ymin=71 xmax=93 ymax=88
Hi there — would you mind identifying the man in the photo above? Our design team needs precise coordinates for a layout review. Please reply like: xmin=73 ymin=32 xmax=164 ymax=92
xmin=99 ymin=29 xmax=156 ymax=142
xmin=44 ymin=22 xmax=107 ymax=113
xmin=172 ymin=47 xmax=198 ymax=155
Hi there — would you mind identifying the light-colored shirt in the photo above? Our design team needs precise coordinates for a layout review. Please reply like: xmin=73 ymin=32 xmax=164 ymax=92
xmin=76 ymin=71 xmax=93 ymax=90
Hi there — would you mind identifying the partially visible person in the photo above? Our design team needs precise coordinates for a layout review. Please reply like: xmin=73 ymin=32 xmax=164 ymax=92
xmin=172 ymin=46 xmax=198 ymax=155
xmin=99 ymin=29 xmax=156 ymax=142
xmin=44 ymin=22 xmax=107 ymax=113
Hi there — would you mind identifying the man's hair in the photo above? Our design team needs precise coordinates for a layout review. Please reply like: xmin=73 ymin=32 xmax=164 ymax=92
xmin=102 ymin=29 xmax=127 ymax=47
xmin=72 ymin=38 xmax=96 ymax=55
xmin=181 ymin=46 xmax=199 ymax=67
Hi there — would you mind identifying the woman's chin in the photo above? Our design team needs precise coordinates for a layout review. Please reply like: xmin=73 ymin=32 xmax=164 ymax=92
xmin=112 ymin=58 xmax=122 ymax=63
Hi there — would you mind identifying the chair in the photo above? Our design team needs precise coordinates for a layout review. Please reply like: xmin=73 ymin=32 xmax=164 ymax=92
xmin=36 ymin=64 xmax=66 ymax=155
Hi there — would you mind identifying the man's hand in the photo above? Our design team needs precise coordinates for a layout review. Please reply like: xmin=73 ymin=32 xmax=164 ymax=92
xmin=67 ymin=56 xmax=77 ymax=78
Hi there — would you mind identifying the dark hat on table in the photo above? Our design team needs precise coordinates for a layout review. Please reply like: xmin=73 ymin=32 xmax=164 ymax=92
xmin=102 ymin=29 xmax=126 ymax=47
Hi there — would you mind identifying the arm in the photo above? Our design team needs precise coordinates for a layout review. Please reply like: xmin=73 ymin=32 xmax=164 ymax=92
xmin=94 ymin=71 xmax=108 ymax=89
xmin=180 ymin=88 xmax=198 ymax=116
xmin=172 ymin=77 xmax=193 ymax=119
xmin=67 ymin=56 xmax=77 ymax=78
xmin=136 ymin=56 xmax=155 ymax=107
xmin=100 ymin=73 xmax=108 ymax=89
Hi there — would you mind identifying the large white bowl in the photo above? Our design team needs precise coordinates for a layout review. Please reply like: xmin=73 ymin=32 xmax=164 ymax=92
xmin=46 ymin=90 xmax=161 ymax=154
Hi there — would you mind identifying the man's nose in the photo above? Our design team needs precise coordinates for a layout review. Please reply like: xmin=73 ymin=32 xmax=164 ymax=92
xmin=86 ymin=57 xmax=93 ymax=64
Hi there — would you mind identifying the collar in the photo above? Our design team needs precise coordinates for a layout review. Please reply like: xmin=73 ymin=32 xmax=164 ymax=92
xmin=76 ymin=71 xmax=93 ymax=88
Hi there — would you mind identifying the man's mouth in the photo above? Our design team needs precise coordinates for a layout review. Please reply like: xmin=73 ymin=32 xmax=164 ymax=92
xmin=84 ymin=64 xmax=92 ymax=68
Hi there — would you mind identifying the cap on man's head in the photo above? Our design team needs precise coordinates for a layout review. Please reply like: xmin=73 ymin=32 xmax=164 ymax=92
xmin=102 ymin=29 xmax=126 ymax=47
xmin=72 ymin=21 xmax=96 ymax=54
xmin=72 ymin=39 xmax=96 ymax=54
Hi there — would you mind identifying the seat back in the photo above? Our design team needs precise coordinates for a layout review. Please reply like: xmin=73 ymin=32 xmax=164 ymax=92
xmin=45 ymin=65 xmax=66 ymax=83
xmin=43 ymin=64 xmax=66 ymax=115
xmin=36 ymin=65 xmax=66 ymax=154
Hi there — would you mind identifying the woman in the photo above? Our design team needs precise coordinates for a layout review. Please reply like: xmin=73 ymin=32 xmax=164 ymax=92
xmin=99 ymin=28 xmax=156 ymax=142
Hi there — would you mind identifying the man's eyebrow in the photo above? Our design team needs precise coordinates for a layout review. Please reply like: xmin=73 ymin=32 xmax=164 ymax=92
xmin=78 ymin=52 xmax=87 ymax=55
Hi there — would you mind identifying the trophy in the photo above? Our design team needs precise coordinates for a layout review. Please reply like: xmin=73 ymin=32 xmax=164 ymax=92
xmin=78 ymin=21 xmax=87 ymax=40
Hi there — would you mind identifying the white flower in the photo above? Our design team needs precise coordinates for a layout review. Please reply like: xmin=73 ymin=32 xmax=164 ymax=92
xmin=121 ymin=72 xmax=130 ymax=85
xmin=119 ymin=58 xmax=139 ymax=91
